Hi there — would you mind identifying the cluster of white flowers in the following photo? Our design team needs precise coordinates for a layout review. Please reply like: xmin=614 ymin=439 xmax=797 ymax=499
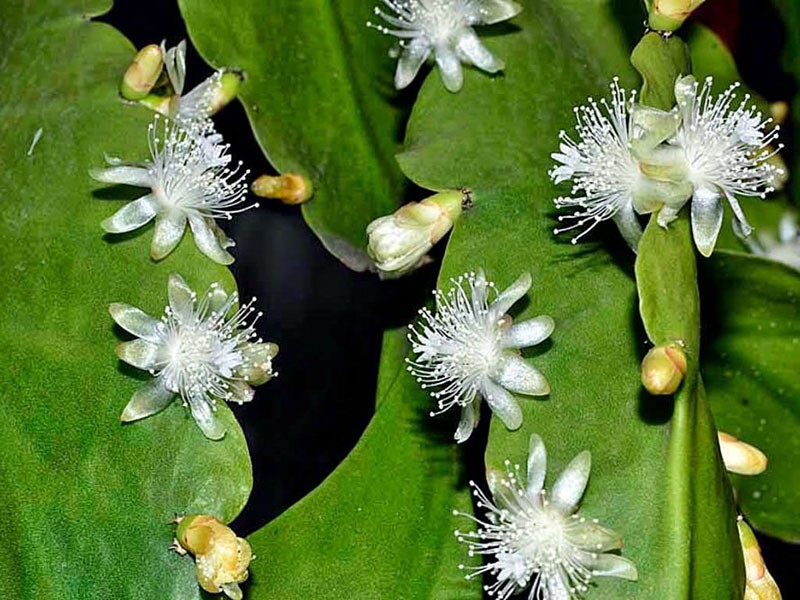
xmin=94 ymin=41 xmax=255 ymax=265
xmin=551 ymin=76 xmax=782 ymax=256
xmin=369 ymin=0 xmax=522 ymax=92
xmin=454 ymin=434 xmax=638 ymax=599
xmin=111 ymin=274 xmax=277 ymax=439
xmin=407 ymin=270 xmax=553 ymax=442
xmin=97 ymin=42 xmax=277 ymax=440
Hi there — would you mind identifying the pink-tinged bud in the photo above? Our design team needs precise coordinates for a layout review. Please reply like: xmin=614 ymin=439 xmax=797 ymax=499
xmin=738 ymin=519 xmax=783 ymax=600
xmin=366 ymin=189 xmax=467 ymax=276
xmin=173 ymin=515 xmax=252 ymax=600
xmin=251 ymin=173 xmax=313 ymax=205
xmin=646 ymin=0 xmax=707 ymax=32
xmin=718 ymin=432 xmax=768 ymax=476
xmin=120 ymin=44 xmax=164 ymax=101
xmin=641 ymin=343 xmax=687 ymax=395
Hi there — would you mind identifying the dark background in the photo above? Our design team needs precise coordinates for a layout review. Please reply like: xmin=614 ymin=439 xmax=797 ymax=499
xmin=103 ymin=0 xmax=798 ymax=596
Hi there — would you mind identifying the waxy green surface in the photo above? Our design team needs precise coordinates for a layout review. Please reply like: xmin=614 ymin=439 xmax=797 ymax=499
xmin=0 ymin=2 xmax=252 ymax=596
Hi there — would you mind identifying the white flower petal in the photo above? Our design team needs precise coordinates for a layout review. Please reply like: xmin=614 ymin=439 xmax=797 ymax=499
xmin=489 ymin=272 xmax=532 ymax=321
xmin=90 ymin=165 xmax=153 ymax=188
xmin=493 ymin=354 xmax=550 ymax=396
xmin=481 ymin=379 xmax=522 ymax=430
xmin=120 ymin=378 xmax=174 ymax=422
xmin=435 ymin=48 xmax=464 ymax=93
xmin=168 ymin=273 xmax=195 ymax=319
xmin=163 ymin=39 xmax=187 ymax=94
xmin=526 ymin=433 xmax=547 ymax=497
xmin=101 ymin=195 xmax=158 ymax=233
xmin=656 ymin=202 xmax=683 ymax=228
xmin=206 ymin=284 xmax=230 ymax=314
xmin=568 ymin=521 xmax=623 ymax=552
xmin=116 ymin=339 xmax=160 ymax=370
xmin=579 ymin=551 xmax=639 ymax=581
xmin=691 ymin=186 xmax=724 ymax=257
xmin=228 ymin=380 xmax=255 ymax=405
xmin=109 ymin=302 xmax=164 ymax=343
xmin=472 ymin=0 xmax=523 ymax=25
xmin=612 ymin=202 xmax=643 ymax=251
xmin=454 ymin=28 xmax=504 ymax=73
xmin=189 ymin=398 xmax=226 ymax=440
xmin=724 ymin=190 xmax=753 ymax=238
xmin=454 ymin=400 xmax=480 ymax=443
xmin=150 ymin=213 xmax=187 ymax=260
xmin=502 ymin=316 xmax=554 ymax=349
xmin=189 ymin=216 xmax=235 ymax=265
xmin=395 ymin=38 xmax=430 ymax=90
xmin=550 ymin=450 xmax=591 ymax=514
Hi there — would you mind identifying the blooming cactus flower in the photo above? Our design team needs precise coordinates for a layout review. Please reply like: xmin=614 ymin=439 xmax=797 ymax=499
xmin=110 ymin=273 xmax=277 ymax=439
xmin=656 ymin=75 xmax=783 ymax=256
xmin=454 ymin=434 xmax=638 ymax=599
xmin=158 ymin=40 xmax=241 ymax=124
xmin=173 ymin=514 xmax=253 ymax=600
xmin=550 ymin=78 xmax=688 ymax=250
xmin=407 ymin=270 xmax=553 ymax=442
xmin=367 ymin=190 xmax=464 ymax=275
xmin=91 ymin=115 xmax=254 ymax=264
xmin=369 ymin=0 xmax=522 ymax=92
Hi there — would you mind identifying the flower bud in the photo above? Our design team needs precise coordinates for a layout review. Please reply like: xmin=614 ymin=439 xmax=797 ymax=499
xmin=718 ymin=432 xmax=768 ymax=476
xmin=173 ymin=515 xmax=253 ymax=600
xmin=738 ymin=519 xmax=783 ymax=600
xmin=646 ymin=0 xmax=708 ymax=32
xmin=251 ymin=173 xmax=313 ymax=205
xmin=641 ymin=343 xmax=686 ymax=395
xmin=120 ymin=44 xmax=164 ymax=101
xmin=366 ymin=189 xmax=465 ymax=275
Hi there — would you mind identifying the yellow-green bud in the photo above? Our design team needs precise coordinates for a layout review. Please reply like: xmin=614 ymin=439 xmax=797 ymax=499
xmin=120 ymin=44 xmax=164 ymax=101
xmin=251 ymin=173 xmax=313 ymax=205
xmin=173 ymin=515 xmax=252 ymax=600
xmin=366 ymin=189 xmax=466 ymax=275
xmin=646 ymin=0 xmax=707 ymax=32
xmin=641 ymin=343 xmax=687 ymax=395
xmin=738 ymin=519 xmax=783 ymax=600
xmin=718 ymin=432 xmax=768 ymax=476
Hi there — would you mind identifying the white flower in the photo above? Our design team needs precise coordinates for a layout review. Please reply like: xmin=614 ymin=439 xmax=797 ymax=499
xmin=666 ymin=75 xmax=782 ymax=256
xmin=367 ymin=190 xmax=464 ymax=275
xmin=550 ymin=78 xmax=686 ymax=250
xmin=91 ymin=115 xmax=255 ymax=264
xmin=407 ymin=270 xmax=553 ymax=442
xmin=454 ymin=434 xmax=638 ymax=599
xmin=110 ymin=273 xmax=278 ymax=439
xmin=160 ymin=40 xmax=238 ymax=126
xmin=738 ymin=212 xmax=800 ymax=270
xmin=368 ymin=0 xmax=522 ymax=92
